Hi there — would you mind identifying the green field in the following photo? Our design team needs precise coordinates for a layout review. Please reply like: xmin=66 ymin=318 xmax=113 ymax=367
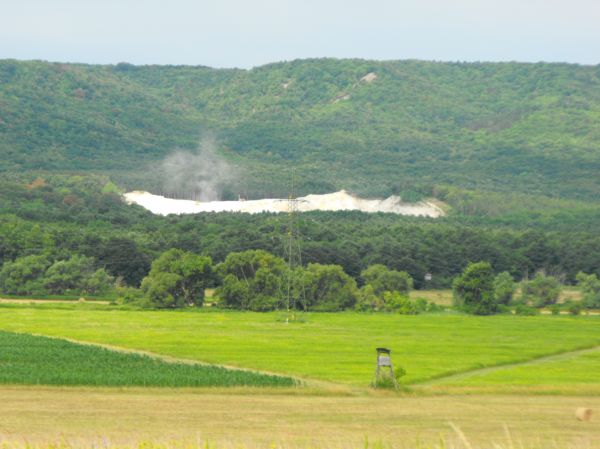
xmin=434 ymin=347 xmax=600 ymax=388
xmin=0 ymin=330 xmax=293 ymax=387
xmin=1 ymin=305 xmax=599 ymax=389
xmin=1 ymin=304 xmax=599 ymax=447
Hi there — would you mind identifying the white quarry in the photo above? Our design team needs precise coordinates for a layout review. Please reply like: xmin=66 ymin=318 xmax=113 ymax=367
xmin=124 ymin=190 xmax=445 ymax=217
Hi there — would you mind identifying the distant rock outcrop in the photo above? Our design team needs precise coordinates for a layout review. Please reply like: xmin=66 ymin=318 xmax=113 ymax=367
xmin=360 ymin=72 xmax=377 ymax=83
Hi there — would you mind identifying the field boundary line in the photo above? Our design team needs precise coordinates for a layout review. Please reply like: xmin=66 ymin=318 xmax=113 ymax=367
xmin=417 ymin=344 xmax=600 ymax=386
xmin=0 ymin=298 xmax=111 ymax=305
xmin=17 ymin=331 xmax=356 ymax=393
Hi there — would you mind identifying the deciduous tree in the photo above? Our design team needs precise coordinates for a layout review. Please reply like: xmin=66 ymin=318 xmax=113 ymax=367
xmin=452 ymin=261 xmax=497 ymax=315
xmin=301 ymin=263 xmax=358 ymax=311
xmin=521 ymin=271 xmax=562 ymax=307
xmin=576 ymin=272 xmax=600 ymax=309
xmin=141 ymin=249 xmax=213 ymax=308
xmin=216 ymin=250 xmax=285 ymax=311
xmin=360 ymin=264 xmax=413 ymax=295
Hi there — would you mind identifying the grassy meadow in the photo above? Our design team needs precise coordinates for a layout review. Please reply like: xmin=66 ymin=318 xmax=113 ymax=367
xmin=0 ymin=305 xmax=599 ymax=389
xmin=431 ymin=347 xmax=600 ymax=389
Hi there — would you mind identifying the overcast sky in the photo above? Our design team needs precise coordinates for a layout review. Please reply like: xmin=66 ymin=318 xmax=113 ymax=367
xmin=1 ymin=0 xmax=599 ymax=68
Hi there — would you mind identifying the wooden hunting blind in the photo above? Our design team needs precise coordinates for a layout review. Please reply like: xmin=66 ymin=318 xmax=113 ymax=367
xmin=372 ymin=347 xmax=399 ymax=388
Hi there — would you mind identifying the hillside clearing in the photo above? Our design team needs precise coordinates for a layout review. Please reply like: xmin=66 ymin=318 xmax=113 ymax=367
xmin=124 ymin=190 xmax=445 ymax=217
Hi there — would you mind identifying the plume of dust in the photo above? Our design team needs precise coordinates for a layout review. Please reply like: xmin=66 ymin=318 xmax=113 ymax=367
xmin=160 ymin=137 xmax=238 ymax=202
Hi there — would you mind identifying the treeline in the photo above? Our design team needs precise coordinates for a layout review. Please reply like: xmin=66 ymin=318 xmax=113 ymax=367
xmin=1 ymin=176 xmax=600 ymax=295
xmin=0 ymin=254 xmax=113 ymax=296
xmin=0 ymin=246 xmax=420 ymax=312
xmin=3 ymin=247 xmax=599 ymax=316
xmin=4 ymin=207 xmax=600 ymax=289
xmin=452 ymin=262 xmax=600 ymax=315
xmin=1 ymin=174 xmax=599 ymax=312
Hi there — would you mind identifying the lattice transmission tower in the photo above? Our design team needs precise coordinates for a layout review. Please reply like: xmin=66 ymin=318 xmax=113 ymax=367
xmin=282 ymin=171 xmax=305 ymax=317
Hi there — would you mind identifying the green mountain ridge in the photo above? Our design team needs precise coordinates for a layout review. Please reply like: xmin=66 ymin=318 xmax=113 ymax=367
xmin=1 ymin=58 xmax=599 ymax=200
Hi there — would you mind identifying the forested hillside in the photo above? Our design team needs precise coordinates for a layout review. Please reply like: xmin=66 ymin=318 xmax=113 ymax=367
xmin=2 ymin=59 xmax=600 ymax=294
xmin=1 ymin=59 xmax=599 ymax=200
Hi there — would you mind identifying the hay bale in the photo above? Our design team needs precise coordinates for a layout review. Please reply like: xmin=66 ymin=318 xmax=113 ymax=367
xmin=78 ymin=297 xmax=86 ymax=302
xmin=575 ymin=408 xmax=592 ymax=421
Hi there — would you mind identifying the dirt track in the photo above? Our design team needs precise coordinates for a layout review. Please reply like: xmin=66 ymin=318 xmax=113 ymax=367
xmin=0 ymin=298 xmax=110 ymax=305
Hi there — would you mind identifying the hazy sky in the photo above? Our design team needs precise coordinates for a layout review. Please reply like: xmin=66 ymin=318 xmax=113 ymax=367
xmin=1 ymin=0 xmax=599 ymax=68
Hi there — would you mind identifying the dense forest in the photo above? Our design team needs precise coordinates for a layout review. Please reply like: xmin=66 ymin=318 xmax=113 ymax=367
xmin=1 ymin=59 xmax=599 ymax=308
xmin=1 ymin=59 xmax=600 ymax=200
xmin=1 ymin=175 xmax=599 ymax=291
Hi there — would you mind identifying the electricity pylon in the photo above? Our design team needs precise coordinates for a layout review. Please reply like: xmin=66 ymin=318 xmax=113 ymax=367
xmin=283 ymin=171 xmax=305 ymax=319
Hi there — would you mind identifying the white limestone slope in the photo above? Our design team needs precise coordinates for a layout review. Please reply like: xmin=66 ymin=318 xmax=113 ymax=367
xmin=123 ymin=190 xmax=445 ymax=217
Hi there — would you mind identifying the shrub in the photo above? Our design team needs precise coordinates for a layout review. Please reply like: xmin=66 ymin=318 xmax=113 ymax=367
xmin=549 ymin=304 xmax=562 ymax=315
xmin=414 ymin=297 xmax=428 ymax=313
xmin=356 ymin=265 xmax=416 ymax=313
xmin=115 ymin=286 xmax=147 ymax=306
xmin=452 ymin=262 xmax=497 ymax=315
xmin=521 ymin=272 xmax=562 ymax=307
xmin=493 ymin=271 xmax=516 ymax=305
xmin=496 ymin=304 xmax=512 ymax=315
xmin=576 ymin=272 xmax=600 ymax=309
xmin=426 ymin=301 xmax=444 ymax=313
xmin=514 ymin=304 xmax=540 ymax=316
xmin=566 ymin=301 xmax=584 ymax=315
xmin=373 ymin=365 xmax=407 ymax=389
xmin=355 ymin=284 xmax=383 ymax=311
xmin=361 ymin=264 xmax=413 ymax=295
xmin=382 ymin=291 xmax=418 ymax=314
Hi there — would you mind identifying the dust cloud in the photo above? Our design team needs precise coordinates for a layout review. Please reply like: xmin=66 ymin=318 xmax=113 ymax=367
xmin=160 ymin=137 xmax=237 ymax=201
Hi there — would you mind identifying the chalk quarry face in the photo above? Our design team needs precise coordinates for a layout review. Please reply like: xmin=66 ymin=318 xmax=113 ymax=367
xmin=124 ymin=190 xmax=445 ymax=217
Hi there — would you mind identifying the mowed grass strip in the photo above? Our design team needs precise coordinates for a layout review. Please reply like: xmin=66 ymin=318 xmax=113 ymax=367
xmin=0 ymin=331 xmax=294 ymax=387
xmin=436 ymin=347 xmax=600 ymax=387
xmin=0 ymin=307 xmax=599 ymax=387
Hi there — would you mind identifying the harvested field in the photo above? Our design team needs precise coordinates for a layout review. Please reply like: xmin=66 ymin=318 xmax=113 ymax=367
xmin=0 ymin=387 xmax=598 ymax=448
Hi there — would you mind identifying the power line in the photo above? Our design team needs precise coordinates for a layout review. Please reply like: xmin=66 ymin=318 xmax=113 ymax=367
xmin=282 ymin=170 xmax=306 ymax=318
